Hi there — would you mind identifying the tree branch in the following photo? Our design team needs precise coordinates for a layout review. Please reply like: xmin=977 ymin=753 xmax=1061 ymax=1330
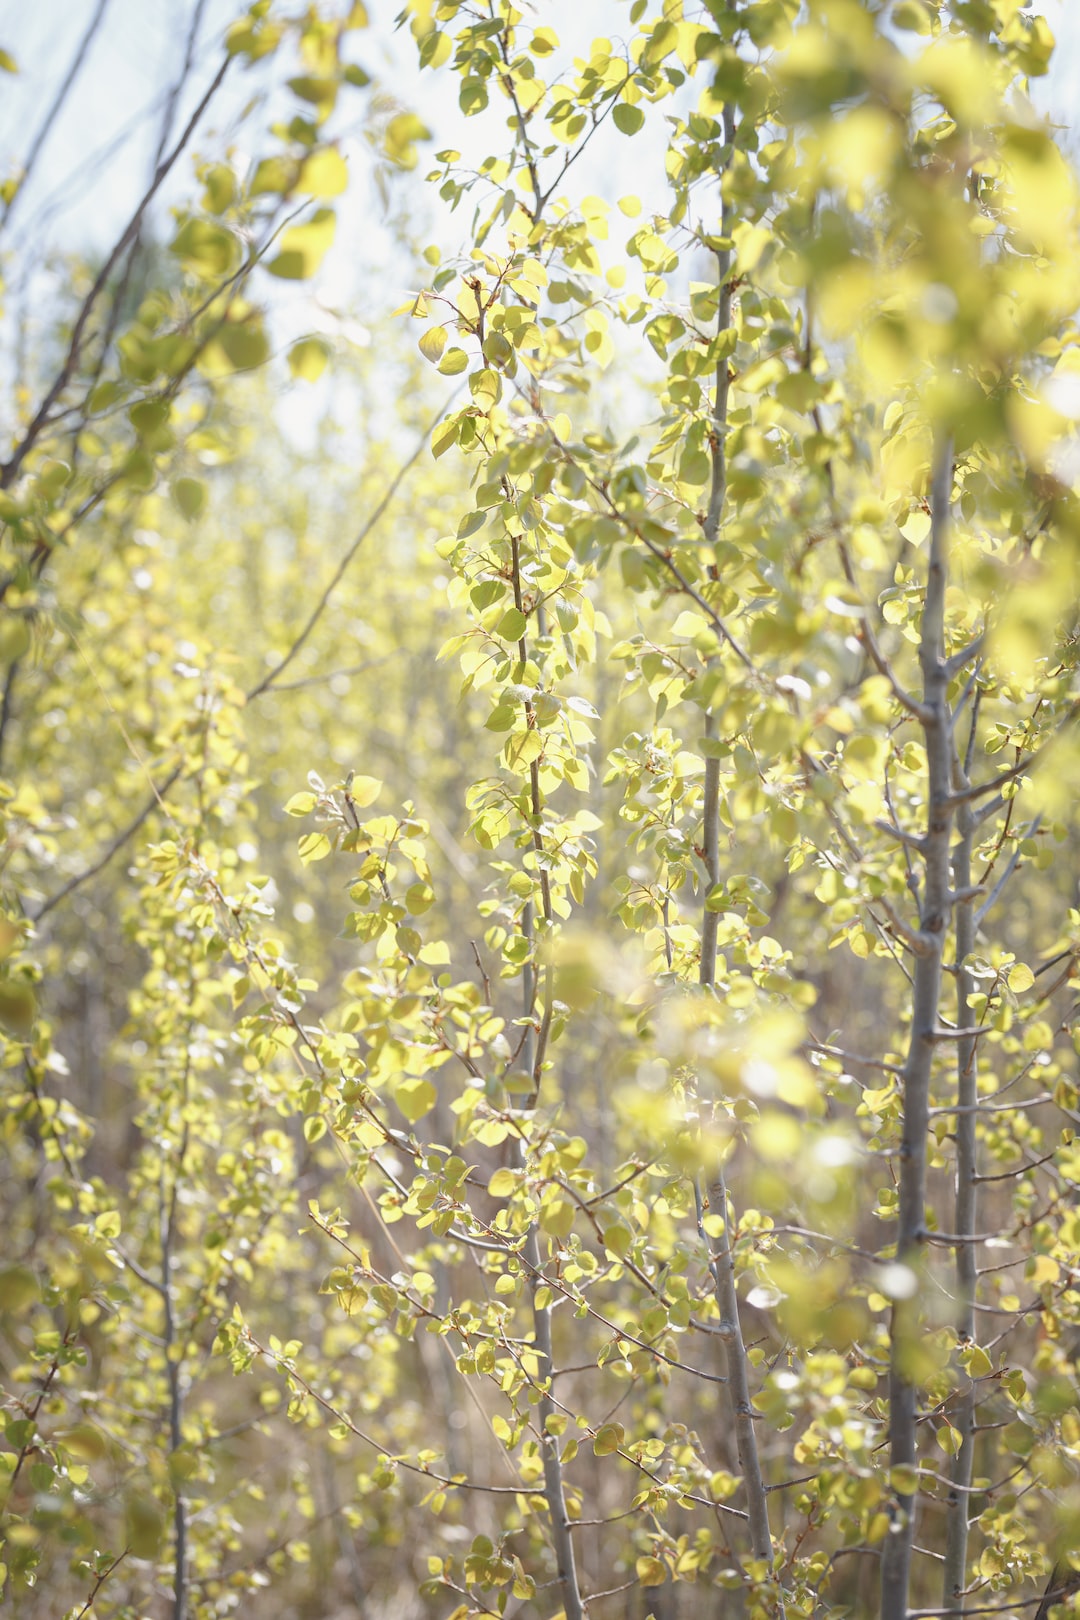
xmin=0 ymin=0 xmax=113 ymax=235
xmin=1 ymin=52 xmax=232 ymax=489
xmin=881 ymin=432 xmax=955 ymax=1620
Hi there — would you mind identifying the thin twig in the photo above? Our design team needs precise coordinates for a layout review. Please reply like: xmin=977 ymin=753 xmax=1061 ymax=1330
xmin=0 ymin=0 xmax=113 ymax=234
xmin=245 ymin=409 xmax=448 ymax=700
xmin=1 ymin=53 xmax=232 ymax=488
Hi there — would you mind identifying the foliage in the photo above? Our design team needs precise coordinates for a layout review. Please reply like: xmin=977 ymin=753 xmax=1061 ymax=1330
xmin=2 ymin=1 xmax=1080 ymax=1618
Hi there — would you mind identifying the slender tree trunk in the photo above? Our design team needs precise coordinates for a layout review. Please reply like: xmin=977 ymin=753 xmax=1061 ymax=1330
xmin=880 ymin=436 xmax=955 ymax=1620
xmin=941 ymin=784 xmax=978 ymax=1609
xmin=695 ymin=50 xmax=782 ymax=1605
xmin=162 ymin=1179 xmax=187 ymax=1620
xmin=512 ymin=542 xmax=585 ymax=1620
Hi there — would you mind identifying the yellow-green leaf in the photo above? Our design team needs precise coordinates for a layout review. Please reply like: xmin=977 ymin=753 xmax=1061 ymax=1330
xmin=0 ymin=1264 xmax=38 ymax=1311
xmin=384 ymin=112 xmax=430 ymax=169
xmin=124 ymin=1487 xmax=164 ymax=1560
xmin=1007 ymin=963 xmax=1034 ymax=993
xmin=496 ymin=607 xmax=527 ymax=642
xmin=396 ymin=1078 xmax=437 ymax=1123
xmin=593 ymin=1422 xmax=624 ymax=1456
xmin=347 ymin=775 xmax=382 ymax=808
xmin=297 ymin=148 xmax=349 ymax=198
xmin=964 ymin=1345 xmax=993 ymax=1379
xmin=288 ymin=337 xmax=331 ymax=381
xmin=171 ymin=218 xmax=239 ymax=278
xmin=936 ymin=1422 xmax=962 ymax=1456
xmin=298 ymin=832 xmax=332 ymax=864
xmin=266 ymin=209 xmax=336 ymax=280
xmin=419 ymin=326 xmax=448 ymax=363
xmin=613 ymin=103 xmax=645 ymax=136
xmin=172 ymin=477 xmax=207 ymax=521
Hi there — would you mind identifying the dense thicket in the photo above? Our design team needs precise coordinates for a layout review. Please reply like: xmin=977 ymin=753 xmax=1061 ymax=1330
xmin=3 ymin=3 xmax=1080 ymax=1618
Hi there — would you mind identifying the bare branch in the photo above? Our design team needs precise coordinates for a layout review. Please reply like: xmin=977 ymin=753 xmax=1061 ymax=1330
xmin=33 ymin=763 xmax=183 ymax=922
xmin=835 ymin=536 xmax=929 ymax=721
xmin=949 ymin=753 xmax=1035 ymax=808
xmin=944 ymin=632 xmax=985 ymax=679
xmin=973 ymin=819 xmax=1039 ymax=929
xmin=880 ymin=895 xmax=936 ymax=958
xmin=805 ymin=1040 xmax=904 ymax=1076
xmin=246 ymin=406 xmax=448 ymax=701
xmin=0 ymin=0 xmax=113 ymax=235
xmin=1 ymin=53 xmax=232 ymax=489
xmin=875 ymin=818 xmax=927 ymax=852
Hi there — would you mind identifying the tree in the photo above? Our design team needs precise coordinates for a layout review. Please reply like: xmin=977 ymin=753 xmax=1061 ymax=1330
xmin=3 ymin=1 xmax=1080 ymax=1618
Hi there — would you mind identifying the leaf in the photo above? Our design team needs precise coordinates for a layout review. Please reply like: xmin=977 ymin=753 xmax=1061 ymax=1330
xmin=636 ymin=1556 xmax=667 ymax=1587
xmin=266 ymin=208 xmax=337 ymax=280
xmin=347 ymin=775 xmax=382 ymax=807
xmin=593 ymin=1422 xmax=624 ymax=1456
xmin=395 ymin=1079 xmax=437 ymax=1123
xmin=889 ymin=1464 xmax=920 ymax=1497
xmin=288 ymin=337 xmax=331 ymax=381
xmin=964 ymin=1345 xmax=993 ymax=1379
xmin=496 ymin=607 xmax=527 ymax=642
xmin=0 ymin=618 xmax=31 ymax=665
xmin=469 ymin=368 xmax=500 ymax=408
xmin=124 ymin=1487 xmax=164 ymax=1559
xmin=613 ymin=103 xmax=645 ymax=136
xmin=297 ymin=148 xmax=349 ymax=198
xmin=202 ymin=163 xmax=236 ymax=214
xmin=171 ymin=218 xmax=239 ymax=278
xmin=1007 ymin=963 xmax=1034 ymax=993
xmin=0 ymin=50 xmax=17 ymax=72
xmin=405 ymin=882 xmax=434 ymax=915
xmin=0 ymin=1264 xmax=38 ymax=1311
xmin=419 ymin=326 xmax=448 ymax=363
xmin=671 ymin=610 xmax=707 ymax=638
xmin=899 ymin=509 xmax=931 ymax=546
xmin=284 ymin=792 xmax=318 ymax=816
xmin=58 ymin=1423 xmax=108 ymax=1462
xmin=384 ymin=112 xmax=431 ymax=169
xmin=488 ymin=1168 xmax=517 ymax=1197
xmin=298 ymin=832 xmax=333 ymax=865
xmin=0 ymin=978 xmax=36 ymax=1036
xmin=130 ymin=398 xmax=172 ymax=443
xmin=431 ymin=415 xmax=461 ymax=457
xmin=172 ymin=477 xmax=207 ymax=521
xmin=218 ymin=318 xmax=271 ymax=371
xmin=250 ymin=156 xmax=295 ymax=196
xmin=289 ymin=74 xmax=338 ymax=111
xmin=418 ymin=30 xmax=452 ymax=69
xmin=540 ymin=1195 xmax=575 ymax=1238
xmin=936 ymin=1422 xmax=962 ymax=1456
xmin=437 ymin=347 xmax=469 ymax=375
